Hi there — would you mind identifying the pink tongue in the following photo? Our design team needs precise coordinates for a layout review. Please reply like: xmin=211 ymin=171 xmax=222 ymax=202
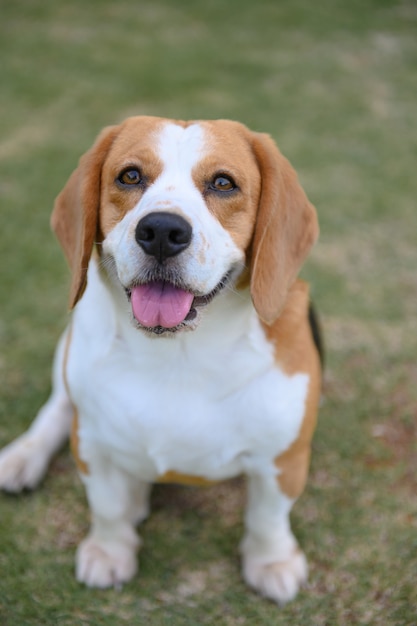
xmin=131 ymin=282 xmax=194 ymax=329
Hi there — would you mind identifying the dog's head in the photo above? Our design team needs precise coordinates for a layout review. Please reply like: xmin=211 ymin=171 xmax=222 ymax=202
xmin=52 ymin=116 xmax=318 ymax=334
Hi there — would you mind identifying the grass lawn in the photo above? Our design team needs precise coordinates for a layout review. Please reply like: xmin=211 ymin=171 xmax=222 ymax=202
xmin=0 ymin=0 xmax=416 ymax=623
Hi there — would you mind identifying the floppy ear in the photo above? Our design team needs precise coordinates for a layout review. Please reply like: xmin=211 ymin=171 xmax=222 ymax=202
xmin=249 ymin=133 xmax=319 ymax=325
xmin=51 ymin=125 xmax=120 ymax=309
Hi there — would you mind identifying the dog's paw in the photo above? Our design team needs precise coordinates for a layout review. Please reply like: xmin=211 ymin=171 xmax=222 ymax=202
xmin=0 ymin=435 xmax=49 ymax=492
xmin=242 ymin=548 xmax=308 ymax=605
xmin=76 ymin=535 xmax=139 ymax=588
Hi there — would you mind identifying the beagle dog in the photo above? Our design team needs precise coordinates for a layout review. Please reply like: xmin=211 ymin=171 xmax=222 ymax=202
xmin=0 ymin=117 xmax=321 ymax=605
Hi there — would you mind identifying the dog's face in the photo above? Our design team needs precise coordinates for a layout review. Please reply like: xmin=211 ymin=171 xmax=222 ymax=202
xmin=52 ymin=116 xmax=318 ymax=334
xmin=100 ymin=119 xmax=261 ymax=334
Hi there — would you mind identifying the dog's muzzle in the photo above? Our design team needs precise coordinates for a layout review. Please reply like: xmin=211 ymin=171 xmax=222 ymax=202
xmin=130 ymin=211 xmax=194 ymax=329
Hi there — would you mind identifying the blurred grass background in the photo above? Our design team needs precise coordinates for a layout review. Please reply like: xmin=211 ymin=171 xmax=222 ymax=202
xmin=0 ymin=0 xmax=416 ymax=624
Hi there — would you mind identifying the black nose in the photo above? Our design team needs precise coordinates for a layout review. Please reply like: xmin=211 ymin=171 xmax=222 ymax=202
xmin=135 ymin=212 xmax=192 ymax=263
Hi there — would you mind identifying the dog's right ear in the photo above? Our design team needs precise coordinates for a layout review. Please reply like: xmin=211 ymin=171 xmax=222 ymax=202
xmin=51 ymin=125 xmax=120 ymax=309
xmin=249 ymin=132 xmax=319 ymax=325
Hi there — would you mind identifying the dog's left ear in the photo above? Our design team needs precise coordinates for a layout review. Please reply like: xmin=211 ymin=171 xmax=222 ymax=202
xmin=51 ymin=125 xmax=120 ymax=309
xmin=249 ymin=132 xmax=319 ymax=325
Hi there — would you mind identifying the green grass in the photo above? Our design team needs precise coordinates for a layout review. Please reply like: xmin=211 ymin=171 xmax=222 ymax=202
xmin=1 ymin=0 xmax=416 ymax=623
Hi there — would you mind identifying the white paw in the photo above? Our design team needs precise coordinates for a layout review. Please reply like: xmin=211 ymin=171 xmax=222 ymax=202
xmin=76 ymin=535 xmax=139 ymax=588
xmin=0 ymin=435 xmax=49 ymax=492
xmin=242 ymin=548 xmax=308 ymax=605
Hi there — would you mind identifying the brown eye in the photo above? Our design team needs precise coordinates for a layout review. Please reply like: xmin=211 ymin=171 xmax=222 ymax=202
xmin=118 ymin=168 xmax=142 ymax=186
xmin=210 ymin=175 xmax=236 ymax=192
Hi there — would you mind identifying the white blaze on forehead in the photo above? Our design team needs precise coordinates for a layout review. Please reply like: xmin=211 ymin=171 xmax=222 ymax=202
xmin=155 ymin=122 xmax=207 ymax=188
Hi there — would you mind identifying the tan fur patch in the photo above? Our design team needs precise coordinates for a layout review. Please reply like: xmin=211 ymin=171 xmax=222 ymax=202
xmin=191 ymin=120 xmax=262 ymax=254
xmin=249 ymin=134 xmax=319 ymax=325
xmin=70 ymin=410 xmax=89 ymax=475
xmin=262 ymin=280 xmax=321 ymax=499
xmin=99 ymin=117 xmax=167 ymax=236
xmin=156 ymin=470 xmax=219 ymax=487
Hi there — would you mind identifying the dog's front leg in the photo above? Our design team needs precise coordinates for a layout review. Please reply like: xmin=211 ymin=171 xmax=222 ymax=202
xmin=240 ymin=470 xmax=308 ymax=605
xmin=76 ymin=459 xmax=150 ymax=589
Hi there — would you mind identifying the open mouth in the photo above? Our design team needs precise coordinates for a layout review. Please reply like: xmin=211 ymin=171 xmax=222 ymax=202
xmin=125 ymin=273 xmax=231 ymax=334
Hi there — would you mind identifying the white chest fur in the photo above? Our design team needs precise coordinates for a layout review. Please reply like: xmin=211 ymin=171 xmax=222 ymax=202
xmin=67 ymin=261 xmax=309 ymax=481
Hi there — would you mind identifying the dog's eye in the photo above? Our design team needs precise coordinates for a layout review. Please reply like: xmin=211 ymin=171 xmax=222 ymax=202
xmin=210 ymin=175 xmax=236 ymax=192
xmin=118 ymin=168 xmax=142 ymax=186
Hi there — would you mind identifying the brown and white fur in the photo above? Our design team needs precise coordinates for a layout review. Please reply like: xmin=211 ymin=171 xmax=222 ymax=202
xmin=0 ymin=117 xmax=321 ymax=605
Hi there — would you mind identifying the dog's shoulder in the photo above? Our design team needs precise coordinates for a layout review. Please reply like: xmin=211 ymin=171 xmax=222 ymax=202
xmin=262 ymin=280 xmax=320 ymax=375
